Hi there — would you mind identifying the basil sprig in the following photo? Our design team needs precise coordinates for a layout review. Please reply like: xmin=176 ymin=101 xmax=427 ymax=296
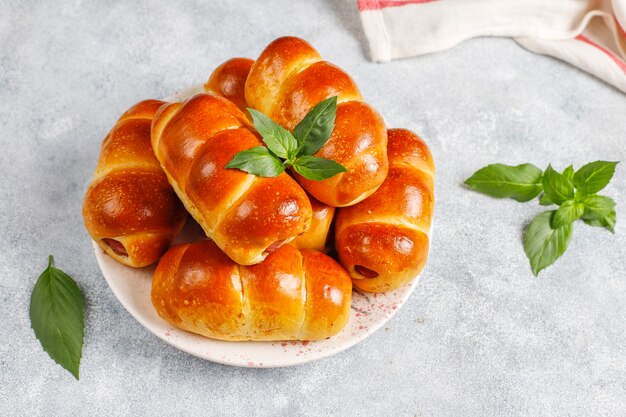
xmin=30 ymin=256 xmax=85 ymax=379
xmin=226 ymin=96 xmax=347 ymax=180
xmin=465 ymin=161 xmax=618 ymax=276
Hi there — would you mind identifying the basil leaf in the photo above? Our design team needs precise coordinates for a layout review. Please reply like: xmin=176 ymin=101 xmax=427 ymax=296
xmin=293 ymin=96 xmax=338 ymax=156
xmin=562 ymin=165 xmax=575 ymax=181
xmin=583 ymin=209 xmax=616 ymax=233
xmin=247 ymin=108 xmax=298 ymax=159
xmin=542 ymin=164 xmax=575 ymax=205
xmin=538 ymin=165 xmax=573 ymax=206
xmin=573 ymin=161 xmax=618 ymax=195
xmin=464 ymin=163 xmax=543 ymax=202
xmin=293 ymin=155 xmax=347 ymax=181
xmin=524 ymin=211 xmax=573 ymax=276
xmin=552 ymin=200 xmax=584 ymax=228
xmin=582 ymin=195 xmax=616 ymax=220
xmin=225 ymin=146 xmax=285 ymax=177
xmin=30 ymin=256 xmax=84 ymax=380
xmin=539 ymin=193 xmax=554 ymax=206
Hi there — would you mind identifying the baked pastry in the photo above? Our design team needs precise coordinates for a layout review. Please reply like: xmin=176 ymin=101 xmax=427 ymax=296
xmin=152 ymin=240 xmax=352 ymax=341
xmin=82 ymin=100 xmax=187 ymax=267
xmin=151 ymin=93 xmax=312 ymax=265
xmin=204 ymin=58 xmax=336 ymax=254
xmin=245 ymin=36 xmax=388 ymax=207
xmin=290 ymin=195 xmax=335 ymax=253
xmin=204 ymin=57 xmax=254 ymax=113
xmin=335 ymin=128 xmax=434 ymax=292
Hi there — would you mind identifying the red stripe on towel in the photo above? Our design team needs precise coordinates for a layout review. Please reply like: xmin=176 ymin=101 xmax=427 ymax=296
xmin=616 ymin=16 xmax=626 ymax=39
xmin=576 ymin=34 xmax=626 ymax=74
xmin=358 ymin=0 xmax=437 ymax=12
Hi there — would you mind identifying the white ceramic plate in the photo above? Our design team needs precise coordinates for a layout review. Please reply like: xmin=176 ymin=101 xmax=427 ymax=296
xmin=94 ymin=85 xmax=426 ymax=368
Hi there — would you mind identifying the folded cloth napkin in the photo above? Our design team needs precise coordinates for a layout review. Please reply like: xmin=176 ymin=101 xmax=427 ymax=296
xmin=358 ymin=0 xmax=626 ymax=93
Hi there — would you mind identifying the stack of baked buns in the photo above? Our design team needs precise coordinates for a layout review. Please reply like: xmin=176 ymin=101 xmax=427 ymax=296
xmin=83 ymin=37 xmax=434 ymax=342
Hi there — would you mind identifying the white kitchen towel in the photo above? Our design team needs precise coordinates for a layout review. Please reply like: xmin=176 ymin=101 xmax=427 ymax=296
xmin=358 ymin=0 xmax=626 ymax=93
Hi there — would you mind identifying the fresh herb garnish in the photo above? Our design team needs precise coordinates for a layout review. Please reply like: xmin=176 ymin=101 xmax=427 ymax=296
xmin=465 ymin=161 xmax=618 ymax=276
xmin=30 ymin=256 xmax=85 ymax=379
xmin=463 ymin=163 xmax=543 ymax=202
xmin=226 ymin=96 xmax=347 ymax=181
xmin=523 ymin=211 xmax=573 ymax=276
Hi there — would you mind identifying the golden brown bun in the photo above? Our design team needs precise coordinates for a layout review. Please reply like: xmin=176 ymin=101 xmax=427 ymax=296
xmin=290 ymin=195 xmax=335 ymax=253
xmin=152 ymin=240 xmax=352 ymax=341
xmin=82 ymin=100 xmax=187 ymax=267
xmin=245 ymin=37 xmax=388 ymax=207
xmin=335 ymin=128 xmax=435 ymax=292
xmin=204 ymin=57 xmax=254 ymax=113
xmin=151 ymin=93 xmax=312 ymax=265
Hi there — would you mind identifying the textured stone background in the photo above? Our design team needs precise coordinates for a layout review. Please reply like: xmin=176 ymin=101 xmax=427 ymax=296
xmin=1 ymin=1 xmax=625 ymax=416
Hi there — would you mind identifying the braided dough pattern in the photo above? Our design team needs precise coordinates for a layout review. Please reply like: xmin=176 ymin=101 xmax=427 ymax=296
xmin=151 ymin=93 xmax=313 ymax=265
xmin=245 ymin=37 xmax=389 ymax=207
xmin=82 ymin=100 xmax=187 ymax=268
xmin=335 ymin=128 xmax=434 ymax=292
xmin=152 ymin=240 xmax=352 ymax=341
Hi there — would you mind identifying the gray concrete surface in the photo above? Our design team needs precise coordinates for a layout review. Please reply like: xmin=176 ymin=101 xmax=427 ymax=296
xmin=1 ymin=1 xmax=625 ymax=416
